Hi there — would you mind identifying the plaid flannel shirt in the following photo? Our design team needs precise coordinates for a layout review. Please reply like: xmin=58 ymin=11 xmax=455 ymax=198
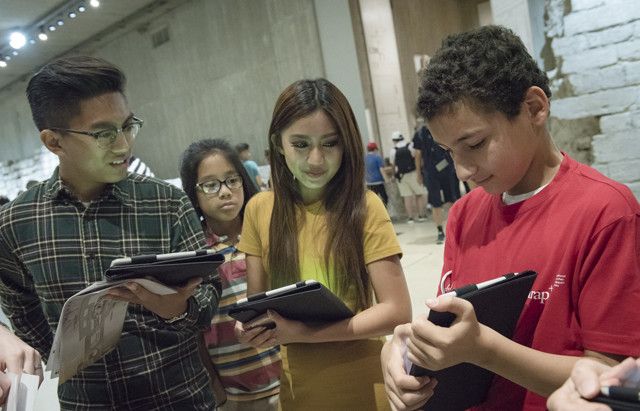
xmin=0 ymin=169 xmax=219 ymax=410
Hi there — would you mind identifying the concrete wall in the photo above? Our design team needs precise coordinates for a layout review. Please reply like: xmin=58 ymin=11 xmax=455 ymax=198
xmin=0 ymin=0 xmax=326 ymax=193
xmin=546 ymin=0 xmax=640 ymax=197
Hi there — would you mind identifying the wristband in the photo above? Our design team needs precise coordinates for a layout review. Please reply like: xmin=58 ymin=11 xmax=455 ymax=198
xmin=164 ymin=310 xmax=188 ymax=324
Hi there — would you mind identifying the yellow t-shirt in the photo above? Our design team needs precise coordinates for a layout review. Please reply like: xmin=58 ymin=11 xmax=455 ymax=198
xmin=237 ymin=190 xmax=401 ymax=308
xmin=237 ymin=190 xmax=401 ymax=410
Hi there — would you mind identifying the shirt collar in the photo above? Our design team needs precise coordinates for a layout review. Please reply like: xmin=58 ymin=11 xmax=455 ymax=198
xmin=43 ymin=167 xmax=132 ymax=206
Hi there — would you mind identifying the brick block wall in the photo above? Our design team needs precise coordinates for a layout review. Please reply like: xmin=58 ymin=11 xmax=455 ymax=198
xmin=0 ymin=148 xmax=57 ymax=200
xmin=546 ymin=0 xmax=640 ymax=199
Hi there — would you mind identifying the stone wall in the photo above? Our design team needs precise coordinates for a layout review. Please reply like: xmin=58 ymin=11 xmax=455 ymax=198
xmin=545 ymin=0 xmax=640 ymax=198
xmin=0 ymin=148 xmax=58 ymax=200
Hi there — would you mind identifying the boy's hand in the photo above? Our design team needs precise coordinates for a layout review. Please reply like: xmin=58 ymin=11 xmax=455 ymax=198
xmin=0 ymin=325 xmax=43 ymax=383
xmin=0 ymin=371 xmax=11 ymax=405
xmin=382 ymin=324 xmax=436 ymax=411
xmin=547 ymin=357 xmax=640 ymax=411
xmin=406 ymin=295 xmax=485 ymax=371
xmin=105 ymin=277 xmax=202 ymax=319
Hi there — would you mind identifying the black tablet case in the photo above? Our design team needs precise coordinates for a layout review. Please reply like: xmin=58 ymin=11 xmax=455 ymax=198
xmin=410 ymin=270 xmax=537 ymax=411
xmin=105 ymin=252 xmax=225 ymax=287
xmin=590 ymin=395 xmax=640 ymax=411
xmin=228 ymin=281 xmax=354 ymax=323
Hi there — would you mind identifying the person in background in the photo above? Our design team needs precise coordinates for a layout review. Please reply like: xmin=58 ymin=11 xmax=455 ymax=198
xmin=0 ymin=56 xmax=219 ymax=409
xmin=390 ymin=132 xmax=427 ymax=223
xmin=547 ymin=357 xmax=640 ymax=411
xmin=128 ymin=155 xmax=155 ymax=177
xmin=413 ymin=123 xmax=461 ymax=244
xmin=381 ymin=25 xmax=640 ymax=411
xmin=366 ymin=141 xmax=388 ymax=206
xmin=0 ymin=322 xmax=43 ymax=405
xmin=180 ymin=138 xmax=281 ymax=410
xmin=235 ymin=78 xmax=411 ymax=410
xmin=235 ymin=143 xmax=263 ymax=190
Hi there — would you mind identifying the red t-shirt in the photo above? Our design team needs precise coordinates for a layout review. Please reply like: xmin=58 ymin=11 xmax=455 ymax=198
xmin=440 ymin=154 xmax=640 ymax=411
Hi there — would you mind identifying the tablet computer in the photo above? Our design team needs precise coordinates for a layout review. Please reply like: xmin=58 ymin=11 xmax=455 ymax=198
xmin=105 ymin=250 xmax=224 ymax=287
xmin=228 ymin=280 xmax=354 ymax=323
xmin=408 ymin=270 xmax=537 ymax=410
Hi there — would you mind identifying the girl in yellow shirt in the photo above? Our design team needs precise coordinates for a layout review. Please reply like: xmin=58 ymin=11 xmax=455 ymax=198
xmin=236 ymin=78 xmax=412 ymax=410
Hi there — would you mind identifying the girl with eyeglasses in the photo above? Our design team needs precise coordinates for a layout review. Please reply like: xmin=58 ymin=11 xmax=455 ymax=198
xmin=180 ymin=139 xmax=281 ymax=411
xmin=235 ymin=79 xmax=412 ymax=410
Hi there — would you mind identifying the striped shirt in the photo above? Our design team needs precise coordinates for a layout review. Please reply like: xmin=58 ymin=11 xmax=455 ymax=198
xmin=128 ymin=156 xmax=155 ymax=177
xmin=204 ymin=233 xmax=281 ymax=401
xmin=0 ymin=169 xmax=219 ymax=410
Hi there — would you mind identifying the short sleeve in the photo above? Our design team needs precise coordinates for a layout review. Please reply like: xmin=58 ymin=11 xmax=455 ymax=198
xmin=363 ymin=192 xmax=402 ymax=264
xmin=237 ymin=194 xmax=265 ymax=257
xmin=577 ymin=212 xmax=640 ymax=355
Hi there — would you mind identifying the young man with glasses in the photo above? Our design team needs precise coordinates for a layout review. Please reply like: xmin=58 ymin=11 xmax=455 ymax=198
xmin=0 ymin=56 xmax=219 ymax=409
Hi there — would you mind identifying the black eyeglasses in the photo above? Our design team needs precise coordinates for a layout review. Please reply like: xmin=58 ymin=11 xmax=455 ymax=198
xmin=196 ymin=175 xmax=243 ymax=195
xmin=49 ymin=117 xmax=144 ymax=149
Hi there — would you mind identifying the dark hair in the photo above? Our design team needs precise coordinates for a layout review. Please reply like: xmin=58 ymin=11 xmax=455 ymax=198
xmin=0 ymin=196 xmax=9 ymax=206
xmin=26 ymin=55 xmax=126 ymax=131
xmin=267 ymin=78 xmax=370 ymax=311
xmin=417 ymin=25 xmax=551 ymax=120
xmin=179 ymin=138 xmax=258 ymax=222
xmin=235 ymin=143 xmax=250 ymax=152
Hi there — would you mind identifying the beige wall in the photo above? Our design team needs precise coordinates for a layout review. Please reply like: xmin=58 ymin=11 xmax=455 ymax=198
xmin=390 ymin=0 xmax=486 ymax=131
xmin=0 ymin=0 xmax=325 ymax=179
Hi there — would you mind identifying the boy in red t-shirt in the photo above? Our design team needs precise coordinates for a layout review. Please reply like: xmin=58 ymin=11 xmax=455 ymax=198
xmin=381 ymin=25 xmax=640 ymax=411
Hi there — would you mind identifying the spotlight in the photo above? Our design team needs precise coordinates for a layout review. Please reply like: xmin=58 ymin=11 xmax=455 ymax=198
xmin=90 ymin=0 xmax=100 ymax=8
xmin=69 ymin=11 xmax=77 ymax=18
xmin=0 ymin=61 xmax=6 ymax=68
xmin=9 ymin=32 xmax=27 ymax=50
xmin=29 ymin=38 xmax=36 ymax=44
xmin=5 ymin=56 xmax=11 ymax=61
xmin=57 ymin=19 xmax=64 ymax=26
xmin=11 ymin=50 xmax=18 ymax=56
xmin=78 ymin=4 xmax=86 ymax=12
xmin=49 ymin=25 xmax=57 ymax=32
xmin=38 ymin=31 xmax=48 ymax=41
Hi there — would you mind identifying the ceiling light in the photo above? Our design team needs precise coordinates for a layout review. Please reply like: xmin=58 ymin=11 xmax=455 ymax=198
xmin=11 ymin=50 xmax=18 ymax=56
xmin=4 ymin=56 xmax=11 ymax=61
xmin=90 ymin=0 xmax=100 ymax=8
xmin=38 ymin=30 xmax=48 ymax=41
xmin=69 ymin=11 xmax=77 ymax=18
xmin=9 ymin=32 xmax=27 ymax=50
xmin=57 ymin=19 xmax=64 ymax=26
xmin=0 ymin=61 xmax=6 ymax=68
xmin=78 ymin=4 xmax=87 ymax=12
xmin=49 ymin=25 xmax=57 ymax=32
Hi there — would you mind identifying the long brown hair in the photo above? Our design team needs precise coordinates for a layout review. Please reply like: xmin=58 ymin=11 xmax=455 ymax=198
xmin=267 ymin=79 xmax=370 ymax=311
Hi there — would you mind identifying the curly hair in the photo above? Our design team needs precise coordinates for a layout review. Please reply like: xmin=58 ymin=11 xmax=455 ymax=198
xmin=417 ymin=25 xmax=551 ymax=120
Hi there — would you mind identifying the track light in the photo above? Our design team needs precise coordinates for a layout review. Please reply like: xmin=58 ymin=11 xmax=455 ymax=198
xmin=49 ymin=25 xmax=57 ymax=32
xmin=9 ymin=32 xmax=27 ymax=50
xmin=90 ymin=0 xmax=100 ymax=8
xmin=78 ymin=4 xmax=87 ymax=12
xmin=38 ymin=27 xmax=48 ymax=41
xmin=69 ymin=11 xmax=77 ymax=18
xmin=57 ymin=19 xmax=64 ymax=26
xmin=0 ymin=61 xmax=6 ymax=68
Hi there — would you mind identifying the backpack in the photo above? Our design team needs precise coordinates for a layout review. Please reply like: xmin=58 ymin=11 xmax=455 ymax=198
xmin=394 ymin=145 xmax=416 ymax=175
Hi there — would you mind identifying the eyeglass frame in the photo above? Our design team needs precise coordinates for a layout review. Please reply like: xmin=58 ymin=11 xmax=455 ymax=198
xmin=195 ymin=174 xmax=243 ymax=195
xmin=49 ymin=116 xmax=144 ymax=149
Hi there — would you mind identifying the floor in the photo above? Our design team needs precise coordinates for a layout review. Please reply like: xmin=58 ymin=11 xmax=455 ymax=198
xmin=7 ymin=218 xmax=445 ymax=409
